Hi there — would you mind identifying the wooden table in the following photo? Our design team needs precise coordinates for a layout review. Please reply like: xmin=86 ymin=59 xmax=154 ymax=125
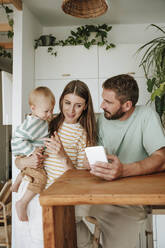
xmin=39 ymin=170 xmax=165 ymax=248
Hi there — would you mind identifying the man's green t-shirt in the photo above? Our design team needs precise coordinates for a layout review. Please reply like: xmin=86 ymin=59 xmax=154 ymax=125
xmin=97 ymin=106 xmax=165 ymax=164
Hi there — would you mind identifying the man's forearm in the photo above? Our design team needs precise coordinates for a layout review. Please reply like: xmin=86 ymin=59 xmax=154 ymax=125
xmin=122 ymin=148 xmax=165 ymax=177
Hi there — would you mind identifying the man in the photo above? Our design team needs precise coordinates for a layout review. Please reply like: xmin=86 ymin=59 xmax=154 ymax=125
xmin=76 ymin=74 xmax=165 ymax=248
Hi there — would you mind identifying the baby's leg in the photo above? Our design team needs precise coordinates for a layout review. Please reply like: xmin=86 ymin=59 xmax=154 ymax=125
xmin=16 ymin=189 xmax=36 ymax=221
xmin=11 ymin=172 xmax=23 ymax=192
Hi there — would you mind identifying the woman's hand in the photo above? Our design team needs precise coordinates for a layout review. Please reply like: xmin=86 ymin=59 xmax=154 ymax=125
xmin=90 ymin=154 xmax=123 ymax=181
xmin=44 ymin=131 xmax=67 ymax=160
xmin=44 ymin=131 xmax=75 ymax=171
xmin=83 ymin=154 xmax=90 ymax=170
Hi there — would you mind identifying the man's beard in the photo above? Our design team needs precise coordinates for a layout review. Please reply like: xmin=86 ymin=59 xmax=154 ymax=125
xmin=103 ymin=107 xmax=125 ymax=120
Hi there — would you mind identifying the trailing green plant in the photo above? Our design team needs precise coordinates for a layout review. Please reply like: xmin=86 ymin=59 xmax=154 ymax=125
xmin=34 ymin=24 xmax=115 ymax=56
xmin=0 ymin=3 xmax=14 ymax=38
xmin=137 ymin=24 xmax=165 ymax=120
xmin=0 ymin=46 xmax=12 ymax=58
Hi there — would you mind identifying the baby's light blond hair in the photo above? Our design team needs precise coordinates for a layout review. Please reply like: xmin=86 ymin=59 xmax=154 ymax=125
xmin=29 ymin=86 xmax=55 ymax=107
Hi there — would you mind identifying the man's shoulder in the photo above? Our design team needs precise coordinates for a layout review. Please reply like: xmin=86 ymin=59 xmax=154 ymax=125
xmin=97 ymin=113 xmax=105 ymax=125
xmin=135 ymin=105 xmax=158 ymax=117
xmin=97 ymin=113 xmax=104 ymax=120
xmin=135 ymin=105 xmax=162 ymax=129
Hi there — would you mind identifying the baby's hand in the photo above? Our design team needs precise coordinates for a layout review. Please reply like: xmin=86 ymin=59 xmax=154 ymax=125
xmin=33 ymin=147 xmax=44 ymax=155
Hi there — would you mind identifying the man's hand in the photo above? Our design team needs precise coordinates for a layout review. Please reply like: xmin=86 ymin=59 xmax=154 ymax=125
xmin=90 ymin=154 xmax=123 ymax=181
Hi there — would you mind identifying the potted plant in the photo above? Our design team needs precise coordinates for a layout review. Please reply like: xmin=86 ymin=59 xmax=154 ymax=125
xmin=34 ymin=34 xmax=56 ymax=49
xmin=34 ymin=24 xmax=115 ymax=56
xmin=138 ymin=24 xmax=165 ymax=126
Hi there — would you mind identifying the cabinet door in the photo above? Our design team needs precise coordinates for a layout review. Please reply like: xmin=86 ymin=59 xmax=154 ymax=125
xmin=35 ymin=78 xmax=99 ymax=113
xmin=99 ymin=44 xmax=145 ymax=78
xmin=35 ymin=46 xmax=98 ymax=80
xmin=98 ymin=77 xmax=151 ymax=112
xmin=154 ymin=215 xmax=165 ymax=248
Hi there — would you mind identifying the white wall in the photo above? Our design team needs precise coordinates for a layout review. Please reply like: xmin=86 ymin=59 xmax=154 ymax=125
xmin=12 ymin=2 xmax=42 ymax=180
xmin=12 ymin=4 xmax=42 ymax=247
xmin=13 ymin=4 xmax=43 ymax=129
xmin=22 ymin=4 xmax=43 ymax=118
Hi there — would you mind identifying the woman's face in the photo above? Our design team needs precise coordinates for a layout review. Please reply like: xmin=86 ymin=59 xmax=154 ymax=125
xmin=62 ymin=93 xmax=86 ymax=124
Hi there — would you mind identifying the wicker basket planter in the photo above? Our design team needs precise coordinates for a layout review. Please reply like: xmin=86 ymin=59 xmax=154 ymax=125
xmin=62 ymin=0 xmax=108 ymax=18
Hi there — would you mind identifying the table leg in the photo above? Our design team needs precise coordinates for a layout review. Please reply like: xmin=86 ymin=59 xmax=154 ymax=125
xmin=42 ymin=205 xmax=77 ymax=248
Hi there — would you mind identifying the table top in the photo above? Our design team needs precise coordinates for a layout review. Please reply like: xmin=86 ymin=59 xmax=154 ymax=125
xmin=39 ymin=169 xmax=165 ymax=206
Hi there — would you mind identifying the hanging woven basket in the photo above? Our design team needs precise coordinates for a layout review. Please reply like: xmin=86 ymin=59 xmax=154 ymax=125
xmin=61 ymin=0 xmax=108 ymax=18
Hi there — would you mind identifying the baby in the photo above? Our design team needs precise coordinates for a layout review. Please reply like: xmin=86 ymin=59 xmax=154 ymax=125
xmin=11 ymin=86 xmax=55 ymax=221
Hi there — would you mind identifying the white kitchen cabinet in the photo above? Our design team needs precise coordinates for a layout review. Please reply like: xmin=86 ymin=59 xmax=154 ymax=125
xmin=35 ymin=78 xmax=99 ymax=113
xmin=98 ymin=77 xmax=151 ymax=112
xmin=98 ymin=44 xmax=145 ymax=78
xmin=35 ymin=46 xmax=98 ymax=80
xmin=153 ymin=215 xmax=165 ymax=248
xmin=35 ymin=44 xmax=150 ymax=115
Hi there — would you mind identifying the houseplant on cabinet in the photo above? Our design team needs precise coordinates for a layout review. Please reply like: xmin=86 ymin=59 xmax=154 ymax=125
xmin=34 ymin=24 xmax=115 ymax=56
xmin=138 ymin=24 xmax=165 ymax=127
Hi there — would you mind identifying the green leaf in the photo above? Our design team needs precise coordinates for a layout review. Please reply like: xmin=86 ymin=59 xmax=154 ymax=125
xmin=84 ymin=42 xmax=90 ymax=49
xmin=150 ymin=24 xmax=165 ymax=35
xmin=97 ymin=41 xmax=104 ymax=46
xmin=99 ymin=24 xmax=107 ymax=30
xmin=86 ymin=25 xmax=96 ymax=32
xmin=151 ymin=88 xmax=163 ymax=101
xmin=8 ymin=19 xmax=14 ymax=27
xmin=110 ymin=43 xmax=116 ymax=48
xmin=155 ymin=95 xmax=165 ymax=117
xmin=91 ymin=39 xmax=96 ymax=45
xmin=7 ymin=30 xmax=14 ymax=38
xmin=71 ymin=31 xmax=77 ymax=37
xmin=5 ymin=6 xmax=13 ymax=14
xmin=147 ymin=78 xmax=155 ymax=92
xmin=47 ymin=47 xmax=53 ymax=52
xmin=159 ymin=81 xmax=165 ymax=91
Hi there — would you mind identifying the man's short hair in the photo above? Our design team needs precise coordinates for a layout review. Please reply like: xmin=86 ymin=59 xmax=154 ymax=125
xmin=103 ymin=74 xmax=139 ymax=106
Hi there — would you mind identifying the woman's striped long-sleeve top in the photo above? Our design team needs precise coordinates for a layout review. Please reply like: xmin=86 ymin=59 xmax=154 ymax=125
xmin=44 ymin=121 xmax=87 ymax=186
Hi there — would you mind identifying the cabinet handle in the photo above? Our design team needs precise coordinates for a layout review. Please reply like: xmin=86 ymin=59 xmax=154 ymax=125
xmin=127 ymin=72 xmax=135 ymax=75
xmin=62 ymin=73 xmax=71 ymax=77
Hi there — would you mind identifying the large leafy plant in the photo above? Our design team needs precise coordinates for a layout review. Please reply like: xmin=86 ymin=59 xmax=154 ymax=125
xmin=138 ymin=24 xmax=165 ymax=120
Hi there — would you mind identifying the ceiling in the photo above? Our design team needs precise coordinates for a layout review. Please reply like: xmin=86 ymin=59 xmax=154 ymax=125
xmin=22 ymin=0 xmax=165 ymax=27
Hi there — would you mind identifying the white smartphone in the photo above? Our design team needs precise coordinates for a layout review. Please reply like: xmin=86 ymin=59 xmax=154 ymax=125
xmin=85 ymin=146 xmax=108 ymax=165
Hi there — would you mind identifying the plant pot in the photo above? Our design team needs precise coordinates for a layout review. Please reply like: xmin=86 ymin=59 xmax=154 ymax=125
xmin=39 ymin=35 xmax=56 ymax=46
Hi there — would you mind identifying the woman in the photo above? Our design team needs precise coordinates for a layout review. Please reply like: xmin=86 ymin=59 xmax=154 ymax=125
xmin=13 ymin=80 xmax=97 ymax=248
